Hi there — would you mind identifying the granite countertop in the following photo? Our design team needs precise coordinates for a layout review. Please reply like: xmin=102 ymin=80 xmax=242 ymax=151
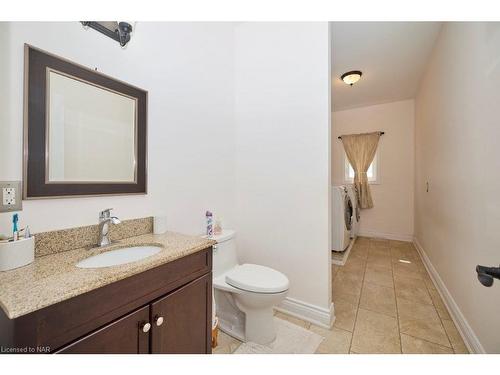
xmin=0 ymin=231 xmax=215 ymax=319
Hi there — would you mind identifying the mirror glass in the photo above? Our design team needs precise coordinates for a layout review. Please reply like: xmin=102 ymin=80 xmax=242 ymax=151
xmin=47 ymin=69 xmax=137 ymax=183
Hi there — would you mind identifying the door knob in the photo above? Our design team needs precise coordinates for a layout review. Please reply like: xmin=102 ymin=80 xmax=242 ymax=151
xmin=476 ymin=265 xmax=500 ymax=287
xmin=155 ymin=315 xmax=164 ymax=326
xmin=140 ymin=322 xmax=151 ymax=333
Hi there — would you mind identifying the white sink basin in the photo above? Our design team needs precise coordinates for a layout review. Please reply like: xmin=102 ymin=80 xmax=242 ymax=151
xmin=76 ymin=246 xmax=162 ymax=269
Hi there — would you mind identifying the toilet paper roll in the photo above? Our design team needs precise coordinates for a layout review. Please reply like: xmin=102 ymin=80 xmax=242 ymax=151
xmin=153 ymin=215 xmax=167 ymax=235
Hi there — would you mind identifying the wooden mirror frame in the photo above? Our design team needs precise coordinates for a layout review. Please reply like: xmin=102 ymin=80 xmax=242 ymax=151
xmin=23 ymin=45 xmax=147 ymax=199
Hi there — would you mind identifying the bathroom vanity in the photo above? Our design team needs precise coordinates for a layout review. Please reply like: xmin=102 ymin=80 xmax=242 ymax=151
xmin=0 ymin=224 xmax=214 ymax=354
xmin=2 ymin=44 xmax=215 ymax=354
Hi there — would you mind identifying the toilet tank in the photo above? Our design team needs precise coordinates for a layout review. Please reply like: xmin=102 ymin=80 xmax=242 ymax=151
xmin=210 ymin=230 xmax=238 ymax=277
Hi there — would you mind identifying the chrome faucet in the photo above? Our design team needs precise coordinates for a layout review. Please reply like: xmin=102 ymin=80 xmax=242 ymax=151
xmin=98 ymin=208 xmax=121 ymax=247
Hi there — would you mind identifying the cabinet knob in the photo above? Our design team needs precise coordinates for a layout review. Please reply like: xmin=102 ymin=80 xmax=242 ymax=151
xmin=155 ymin=315 xmax=164 ymax=326
xmin=140 ymin=322 xmax=151 ymax=333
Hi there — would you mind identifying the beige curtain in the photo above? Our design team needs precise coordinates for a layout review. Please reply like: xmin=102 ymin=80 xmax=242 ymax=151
xmin=341 ymin=131 xmax=381 ymax=209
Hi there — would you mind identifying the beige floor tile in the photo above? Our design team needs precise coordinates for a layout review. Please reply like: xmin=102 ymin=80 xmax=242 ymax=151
xmin=422 ymin=273 xmax=437 ymax=290
xmin=394 ymin=259 xmax=427 ymax=273
xmin=401 ymin=334 xmax=453 ymax=354
xmin=436 ymin=307 xmax=451 ymax=321
xmin=359 ymin=282 xmax=397 ymax=317
xmin=343 ymin=256 xmax=367 ymax=274
xmin=213 ymin=331 xmax=242 ymax=354
xmin=356 ymin=237 xmax=371 ymax=246
xmin=397 ymin=298 xmax=441 ymax=323
xmin=367 ymin=253 xmax=392 ymax=269
xmin=364 ymin=263 xmax=394 ymax=288
xmin=333 ymin=268 xmax=364 ymax=301
xmin=310 ymin=325 xmax=352 ymax=354
xmin=275 ymin=312 xmax=311 ymax=329
xmin=442 ymin=319 xmax=469 ymax=354
xmin=332 ymin=264 xmax=340 ymax=280
xmin=350 ymin=245 xmax=369 ymax=260
xmin=392 ymin=254 xmax=424 ymax=267
xmin=395 ymin=279 xmax=432 ymax=305
xmin=399 ymin=319 xmax=450 ymax=348
xmin=333 ymin=298 xmax=358 ymax=332
xmin=428 ymin=288 xmax=451 ymax=320
xmin=410 ymin=255 xmax=425 ymax=267
xmin=333 ymin=289 xmax=360 ymax=306
xmin=329 ymin=236 xmax=462 ymax=356
xmin=394 ymin=273 xmax=427 ymax=289
xmin=351 ymin=308 xmax=401 ymax=354
xmin=393 ymin=261 xmax=426 ymax=281
xmin=390 ymin=240 xmax=413 ymax=249
xmin=391 ymin=249 xmax=420 ymax=264
xmin=368 ymin=246 xmax=392 ymax=258
xmin=398 ymin=298 xmax=450 ymax=347
xmin=370 ymin=238 xmax=390 ymax=246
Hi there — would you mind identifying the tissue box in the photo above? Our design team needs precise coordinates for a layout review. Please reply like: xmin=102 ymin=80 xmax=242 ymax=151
xmin=0 ymin=237 xmax=35 ymax=271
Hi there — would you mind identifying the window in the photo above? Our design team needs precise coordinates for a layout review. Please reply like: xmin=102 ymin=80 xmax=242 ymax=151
xmin=344 ymin=151 xmax=379 ymax=184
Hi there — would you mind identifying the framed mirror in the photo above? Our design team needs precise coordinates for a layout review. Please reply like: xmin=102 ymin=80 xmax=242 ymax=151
xmin=23 ymin=45 xmax=147 ymax=198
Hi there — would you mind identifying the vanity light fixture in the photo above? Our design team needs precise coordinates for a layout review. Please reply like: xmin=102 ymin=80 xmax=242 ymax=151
xmin=81 ymin=21 xmax=134 ymax=47
xmin=341 ymin=70 xmax=363 ymax=86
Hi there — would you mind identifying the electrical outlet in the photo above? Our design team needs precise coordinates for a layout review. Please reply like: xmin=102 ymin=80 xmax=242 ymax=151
xmin=3 ymin=188 xmax=16 ymax=205
xmin=0 ymin=181 xmax=22 ymax=212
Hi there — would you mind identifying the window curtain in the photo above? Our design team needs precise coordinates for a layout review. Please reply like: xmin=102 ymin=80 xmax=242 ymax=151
xmin=341 ymin=131 xmax=381 ymax=209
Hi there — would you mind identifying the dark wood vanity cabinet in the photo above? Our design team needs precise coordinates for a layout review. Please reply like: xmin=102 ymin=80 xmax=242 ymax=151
xmin=57 ymin=273 xmax=211 ymax=354
xmin=56 ymin=306 xmax=151 ymax=354
xmin=0 ymin=248 xmax=212 ymax=354
xmin=150 ymin=274 xmax=211 ymax=354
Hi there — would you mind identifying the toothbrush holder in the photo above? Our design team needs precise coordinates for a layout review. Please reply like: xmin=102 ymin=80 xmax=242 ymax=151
xmin=0 ymin=237 xmax=35 ymax=272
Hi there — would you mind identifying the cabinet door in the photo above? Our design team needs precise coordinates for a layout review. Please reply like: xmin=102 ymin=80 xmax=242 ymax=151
xmin=151 ymin=273 xmax=212 ymax=354
xmin=57 ymin=306 xmax=150 ymax=354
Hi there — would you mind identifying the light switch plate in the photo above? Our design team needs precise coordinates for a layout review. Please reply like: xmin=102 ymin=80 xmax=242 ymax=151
xmin=0 ymin=181 xmax=22 ymax=212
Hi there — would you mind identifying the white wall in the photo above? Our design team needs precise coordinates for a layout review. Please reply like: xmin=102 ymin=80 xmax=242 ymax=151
xmin=332 ymin=100 xmax=415 ymax=240
xmin=415 ymin=22 xmax=500 ymax=353
xmin=0 ymin=22 xmax=236 ymax=235
xmin=234 ymin=23 xmax=332 ymax=316
xmin=0 ymin=21 xmax=333 ymax=325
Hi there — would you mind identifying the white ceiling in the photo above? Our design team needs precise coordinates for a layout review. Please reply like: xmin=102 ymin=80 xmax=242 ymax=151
xmin=332 ymin=22 xmax=442 ymax=111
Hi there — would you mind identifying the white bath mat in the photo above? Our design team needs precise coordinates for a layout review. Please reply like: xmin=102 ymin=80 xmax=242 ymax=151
xmin=233 ymin=318 xmax=323 ymax=354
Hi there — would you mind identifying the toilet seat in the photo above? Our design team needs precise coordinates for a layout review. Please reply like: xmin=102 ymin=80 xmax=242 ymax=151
xmin=225 ymin=264 xmax=289 ymax=294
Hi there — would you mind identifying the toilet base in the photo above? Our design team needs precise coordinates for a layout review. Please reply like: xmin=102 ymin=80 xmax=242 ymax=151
xmin=233 ymin=290 xmax=288 ymax=345
xmin=214 ymin=283 xmax=288 ymax=345
xmin=242 ymin=307 xmax=276 ymax=344
xmin=218 ymin=307 xmax=277 ymax=345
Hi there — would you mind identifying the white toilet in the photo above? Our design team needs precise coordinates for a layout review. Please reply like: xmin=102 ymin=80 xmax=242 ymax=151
xmin=210 ymin=230 xmax=289 ymax=344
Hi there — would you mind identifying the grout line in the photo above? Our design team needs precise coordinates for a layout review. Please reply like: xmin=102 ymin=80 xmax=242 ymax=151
xmin=403 ymin=242 xmax=456 ymax=352
xmin=391 ymin=243 xmax=403 ymax=354
xmin=410 ymin=241 xmax=455 ymax=351
xmin=402 ymin=332 xmax=454 ymax=351
xmin=347 ymin=238 xmax=369 ymax=354
xmin=422 ymin=263 xmax=455 ymax=352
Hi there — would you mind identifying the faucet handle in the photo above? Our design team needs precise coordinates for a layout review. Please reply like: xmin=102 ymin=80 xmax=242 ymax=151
xmin=99 ymin=208 xmax=114 ymax=219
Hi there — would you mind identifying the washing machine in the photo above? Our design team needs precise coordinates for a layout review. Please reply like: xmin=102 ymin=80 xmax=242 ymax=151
xmin=346 ymin=185 xmax=360 ymax=239
xmin=332 ymin=186 xmax=352 ymax=252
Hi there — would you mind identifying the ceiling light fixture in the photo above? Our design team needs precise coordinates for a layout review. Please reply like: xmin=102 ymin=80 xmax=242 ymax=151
xmin=341 ymin=70 xmax=362 ymax=86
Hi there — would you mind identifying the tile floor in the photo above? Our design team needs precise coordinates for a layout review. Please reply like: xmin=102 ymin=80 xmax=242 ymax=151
xmin=214 ymin=237 xmax=469 ymax=354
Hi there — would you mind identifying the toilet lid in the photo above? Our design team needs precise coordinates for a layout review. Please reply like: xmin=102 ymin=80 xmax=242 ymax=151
xmin=225 ymin=264 xmax=289 ymax=294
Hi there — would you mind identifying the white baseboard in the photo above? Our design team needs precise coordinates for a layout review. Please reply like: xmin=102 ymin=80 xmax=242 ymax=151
xmin=275 ymin=297 xmax=334 ymax=329
xmin=358 ymin=229 xmax=413 ymax=242
xmin=413 ymin=237 xmax=485 ymax=354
